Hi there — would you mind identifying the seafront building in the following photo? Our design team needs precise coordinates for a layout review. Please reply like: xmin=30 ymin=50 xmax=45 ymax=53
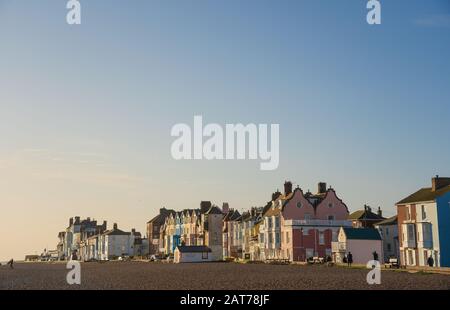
xmin=396 ymin=176 xmax=450 ymax=267
xmin=348 ymin=205 xmax=385 ymax=228
xmin=146 ymin=208 xmax=176 ymax=255
xmin=331 ymin=227 xmax=383 ymax=264
xmin=154 ymin=201 xmax=228 ymax=261
xmin=374 ymin=216 xmax=399 ymax=263
xmin=260 ymin=182 xmax=352 ymax=262
xmin=57 ymin=217 xmax=145 ymax=261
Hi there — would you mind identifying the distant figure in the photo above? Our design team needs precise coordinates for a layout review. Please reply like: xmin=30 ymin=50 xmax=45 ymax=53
xmin=427 ymin=255 xmax=434 ymax=267
xmin=347 ymin=252 xmax=353 ymax=267
xmin=71 ymin=251 xmax=78 ymax=261
xmin=372 ymin=251 xmax=379 ymax=261
xmin=7 ymin=259 xmax=14 ymax=269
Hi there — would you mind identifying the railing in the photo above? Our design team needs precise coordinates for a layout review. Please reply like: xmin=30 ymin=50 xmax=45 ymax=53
xmin=402 ymin=239 xmax=416 ymax=248
xmin=331 ymin=242 xmax=346 ymax=252
xmin=286 ymin=219 xmax=352 ymax=227
xmin=418 ymin=240 xmax=433 ymax=249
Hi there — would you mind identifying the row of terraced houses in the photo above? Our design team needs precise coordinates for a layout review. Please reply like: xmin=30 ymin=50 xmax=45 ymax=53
xmin=146 ymin=177 xmax=450 ymax=267
xmin=147 ymin=181 xmax=353 ymax=262
xmin=54 ymin=176 xmax=450 ymax=268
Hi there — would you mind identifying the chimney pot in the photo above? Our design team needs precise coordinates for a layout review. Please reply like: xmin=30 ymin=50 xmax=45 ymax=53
xmin=284 ymin=181 xmax=293 ymax=196
xmin=318 ymin=182 xmax=327 ymax=194
xmin=432 ymin=176 xmax=450 ymax=192
xmin=222 ymin=203 xmax=230 ymax=214
xmin=113 ymin=223 xmax=118 ymax=230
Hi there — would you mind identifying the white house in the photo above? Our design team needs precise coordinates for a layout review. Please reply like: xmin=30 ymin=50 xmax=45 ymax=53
xmin=98 ymin=223 xmax=136 ymax=260
xmin=375 ymin=216 xmax=399 ymax=263
xmin=174 ymin=246 xmax=213 ymax=263
xmin=332 ymin=227 xmax=383 ymax=264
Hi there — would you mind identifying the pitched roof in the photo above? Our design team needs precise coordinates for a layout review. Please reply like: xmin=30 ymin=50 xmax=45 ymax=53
xmin=343 ymin=228 xmax=382 ymax=240
xmin=396 ymin=185 xmax=450 ymax=205
xmin=176 ymin=246 xmax=212 ymax=253
xmin=147 ymin=209 xmax=176 ymax=224
xmin=205 ymin=206 xmax=223 ymax=215
xmin=103 ymin=228 xmax=130 ymax=236
xmin=348 ymin=208 xmax=385 ymax=221
xmin=375 ymin=215 xmax=398 ymax=226
xmin=264 ymin=205 xmax=281 ymax=217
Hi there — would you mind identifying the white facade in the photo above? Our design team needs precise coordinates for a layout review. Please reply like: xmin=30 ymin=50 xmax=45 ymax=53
xmin=174 ymin=248 xmax=213 ymax=263
xmin=99 ymin=233 xmax=135 ymax=260
xmin=400 ymin=202 xmax=441 ymax=267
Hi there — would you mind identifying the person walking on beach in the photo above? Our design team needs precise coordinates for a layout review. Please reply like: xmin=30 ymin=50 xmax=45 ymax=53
xmin=427 ymin=255 xmax=434 ymax=267
xmin=7 ymin=259 xmax=14 ymax=269
xmin=372 ymin=251 xmax=379 ymax=261
xmin=347 ymin=252 xmax=353 ymax=267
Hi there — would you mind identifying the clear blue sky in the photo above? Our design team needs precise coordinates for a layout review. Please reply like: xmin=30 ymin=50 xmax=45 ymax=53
xmin=0 ymin=0 xmax=449 ymax=260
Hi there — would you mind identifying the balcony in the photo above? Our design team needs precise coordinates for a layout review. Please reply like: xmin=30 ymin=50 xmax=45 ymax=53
xmin=418 ymin=239 xmax=433 ymax=249
xmin=402 ymin=239 xmax=416 ymax=248
xmin=286 ymin=219 xmax=352 ymax=227
xmin=332 ymin=242 xmax=346 ymax=253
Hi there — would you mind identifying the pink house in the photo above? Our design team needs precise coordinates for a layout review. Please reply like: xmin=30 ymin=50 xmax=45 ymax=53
xmin=263 ymin=181 xmax=351 ymax=262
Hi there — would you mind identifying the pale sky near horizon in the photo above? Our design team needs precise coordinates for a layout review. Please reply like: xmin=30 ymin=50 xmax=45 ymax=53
xmin=1 ymin=0 xmax=450 ymax=261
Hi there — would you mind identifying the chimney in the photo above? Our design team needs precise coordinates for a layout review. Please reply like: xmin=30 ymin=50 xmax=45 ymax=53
xmin=74 ymin=216 xmax=80 ymax=224
xmin=113 ymin=223 xmax=118 ymax=230
xmin=377 ymin=207 xmax=382 ymax=217
xmin=103 ymin=221 xmax=107 ymax=229
xmin=200 ymin=201 xmax=212 ymax=213
xmin=69 ymin=217 xmax=73 ymax=226
xmin=318 ymin=182 xmax=327 ymax=194
xmin=132 ymin=228 xmax=136 ymax=235
xmin=284 ymin=181 xmax=293 ymax=196
xmin=222 ymin=203 xmax=230 ymax=214
xmin=87 ymin=217 xmax=91 ymax=222
xmin=432 ymin=175 xmax=450 ymax=192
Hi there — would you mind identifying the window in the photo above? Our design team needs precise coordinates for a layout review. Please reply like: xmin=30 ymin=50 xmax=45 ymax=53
xmin=421 ymin=205 xmax=427 ymax=220
xmin=268 ymin=233 xmax=273 ymax=244
xmin=297 ymin=202 xmax=303 ymax=208
xmin=202 ymin=252 xmax=208 ymax=260
xmin=319 ymin=232 xmax=325 ymax=245
xmin=407 ymin=224 xmax=415 ymax=241
xmin=328 ymin=215 xmax=335 ymax=221
xmin=304 ymin=214 xmax=312 ymax=220
xmin=387 ymin=243 xmax=391 ymax=251
xmin=407 ymin=250 xmax=414 ymax=265
xmin=275 ymin=217 xmax=280 ymax=228
xmin=268 ymin=218 xmax=273 ymax=229
xmin=328 ymin=203 xmax=333 ymax=208
xmin=385 ymin=228 xmax=389 ymax=236
xmin=275 ymin=232 xmax=280 ymax=244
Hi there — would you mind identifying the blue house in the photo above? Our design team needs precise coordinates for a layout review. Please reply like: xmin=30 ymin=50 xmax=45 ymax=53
xmin=396 ymin=176 xmax=450 ymax=267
